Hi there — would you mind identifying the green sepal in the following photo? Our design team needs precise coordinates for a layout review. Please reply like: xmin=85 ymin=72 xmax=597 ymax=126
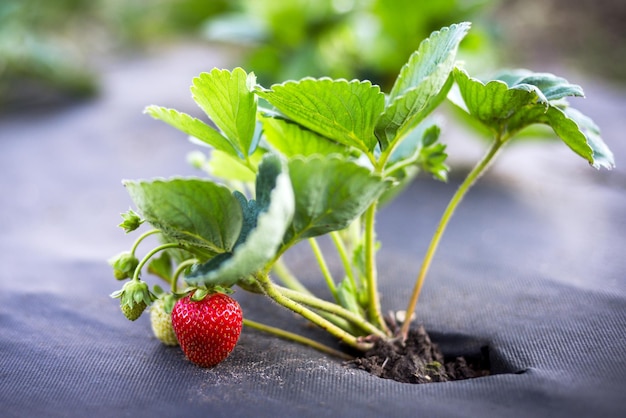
xmin=108 ymin=251 xmax=140 ymax=280
xmin=190 ymin=287 xmax=210 ymax=302
xmin=118 ymin=209 xmax=144 ymax=233
xmin=188 ymin=286 xmax=234 ymax=302
xmin=152 ymin=285 xmax=165 ymax=296
xmin=386 ymin=120 xmax=446 ymax=180
xmin=160 ymin=293 xmax=176 ymax=314
xmin=119 ymin=280 xmax=155 ymax=306
xmin=416 ymin=125 xmax=448 ymax=181
xmin=379 ymin=121 xmax=446 ymax=206
xmin=110 ymin=280 xmax=156 ymax=321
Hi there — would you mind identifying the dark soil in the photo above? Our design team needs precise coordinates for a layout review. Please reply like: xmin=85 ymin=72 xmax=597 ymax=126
xmin=349 ymin=325 xmax=490 ymax=384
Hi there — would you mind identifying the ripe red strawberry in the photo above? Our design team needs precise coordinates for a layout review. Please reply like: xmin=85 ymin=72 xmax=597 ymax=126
xmin=171 ymin=292 xmax=243 ymax=368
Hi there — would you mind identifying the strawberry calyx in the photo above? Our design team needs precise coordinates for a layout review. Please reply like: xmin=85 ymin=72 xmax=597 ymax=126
xmin=110 ymin=280 xmax=156 ymax=321
xmin=118 ymin=208 xmax=144 ymax=233
xmin=180 ymin=285 xmax=235 ymax=303
xmin=159 ymin=292 xmax=177 ymax=314
xmin=108 ymin=251 xmax=140 ymax=280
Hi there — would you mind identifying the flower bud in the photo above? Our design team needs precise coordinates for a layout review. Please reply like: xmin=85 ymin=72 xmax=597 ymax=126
xmin=118 ymin=209 xmax=143 ymax=233
xmin=108 ymin=251 xmax=139 ymax=280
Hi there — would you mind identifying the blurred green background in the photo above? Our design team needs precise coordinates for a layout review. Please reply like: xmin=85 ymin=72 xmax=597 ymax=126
xmin=1 ymin=0 xmax=624 ymax=111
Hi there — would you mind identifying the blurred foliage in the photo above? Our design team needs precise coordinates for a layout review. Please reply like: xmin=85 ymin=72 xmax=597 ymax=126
xmin=203 ymin=0 xmax=502 ymax=89
xmin=0 ymin=0 xmax=229 ymax=109
xmin=2 ymin=0 xmax=622 ymax=112
xmin=0 ymin=0 xmax=98 ymax=108
xmin=99 ymin=0 xmax=230 ymax=46
xmin=1 ymin=0 xmax=501 ymax=109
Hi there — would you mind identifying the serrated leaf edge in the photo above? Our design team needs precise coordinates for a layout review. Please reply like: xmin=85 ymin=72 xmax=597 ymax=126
xmin=123 ymin=176 xmax=241 ymax=254
xmin=255 ymin=78 xmax=384 ymax=152
xmin=388 ymin=22 xmax=471 ymax=101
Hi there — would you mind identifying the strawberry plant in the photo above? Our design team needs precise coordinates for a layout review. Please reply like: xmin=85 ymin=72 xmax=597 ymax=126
xmin=109 ymin=22 xmax=614 ymax=376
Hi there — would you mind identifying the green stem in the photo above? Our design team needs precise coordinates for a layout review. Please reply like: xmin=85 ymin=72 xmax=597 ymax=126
xmin=276 ymin=286 xmax=387 ymax=338
xmin=130 ymin=229 xmax=161 ymax=256
xmin=308 ymin=238 xmax=337 ymax=300
xmin=243 ymin=156 xmax=257 ymax=174
xmin=170 ymin=259 xmax=198 ymax=292
xmin=272 ymin=258 xmax=312 ymax=295
xmin=132 ymin=242 xmax=183 ymax=281
xmin=255 ymin=273 xmax=372 ymax=351
xmin=243 ymin=318 xmax=353 ymax=361
xmin=376 ymin=128 xmax=411 ymax=173
xmin=399 ymin=138 xmax=505 ymax=340
xmin=330 ymin=231 xmax=357 ymax=289
xmin=364 ymin=203 xmax=390 ymax=335
xmin=270 ymin=264 xmax=365 ymax=335
xmin=366 ymin=151 xmax=379 ymax=168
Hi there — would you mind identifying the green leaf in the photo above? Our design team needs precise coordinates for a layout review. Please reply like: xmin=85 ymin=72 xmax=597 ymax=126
xmin=453 ymin=67 xmax=615 ymax=169
xmin=206 ymin=149 xmax=264 ymax=183
xmin=494 ymin=70 xmax=584 ymax=101
xmin=185 ymin=154 xmax=295 ymax=287
xmin=256 ymin=78 xmax=385 ymax=153
xmin=336 ymin=278 xmax=364 ymax=316
xmin=147 ymin=251 xmax=173 ymax=282
xmin=124 ymin=178 xmax=243 ymax=258
xmin=388 ymin=22 xmax=471 ymax=102
xmin=260 ymin=115 xmax=351 ymax=157
xmin=541 ymin=106 xmax=615 ymax=169
xmin=285 ymin=155 xmax=391 ymax=244
xmin=452 ymin=67 xmax=548 ymax=136
xmin=191 ymin=68 xmax=258 ymax=157
xmin=376 ymin=22 xmax=470 ymax=150
xmin=144 ymin=105 xmax=237 ymax=157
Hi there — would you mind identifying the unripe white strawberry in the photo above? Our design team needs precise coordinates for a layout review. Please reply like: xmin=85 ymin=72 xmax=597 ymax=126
xmin=150 ymin=295 xmax=178 ymax=346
